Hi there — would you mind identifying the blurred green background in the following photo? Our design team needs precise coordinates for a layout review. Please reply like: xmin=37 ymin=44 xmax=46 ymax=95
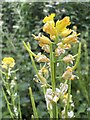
xmin=1 ymin=2 xmax=90 ymax=119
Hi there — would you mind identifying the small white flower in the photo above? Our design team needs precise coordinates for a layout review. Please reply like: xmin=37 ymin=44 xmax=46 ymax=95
xmin=14 ymin=107 xmax=18 ymax=117
xmin=59 ymin=83 xmax=68 ymax=95
xmin=68 ymin=111 xmax=74 ymax=118
xmin=71 ymin=102 xmax=74 ymax=107
xmin=57 ymin=63 xmax=59 ymax=67
xmin=10 ymin=80 xmax=16 ymax=88
xmin=14 ymin=93 xmax=17 ymax=97
xmin=13 ymin=25 xmax=19 ymax=29
xmin=35 ymin=52 xmax=50 ymax=62
xmin=55 ymin=47 xmax=65 ymax=56
xmin=45 ymin=88 xmax=60 ymax=110
xmin=63 ymin=54 xmax=75 ymax=64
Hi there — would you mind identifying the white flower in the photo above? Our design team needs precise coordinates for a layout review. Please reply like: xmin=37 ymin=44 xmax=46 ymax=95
xmin=63 ymin=54 xmax=75 ymax=64
xmin=42 ymin=44 xmax=50 ymax=53
xmin=59 ymin=83 xmax=68 ymax=96
xmin=10 ymin=80 xmax=16 ymax=88
xmin=45 ymin=88 xmax=60 ymax=110
xmin=55 ymin=47 xmax=65 ymax=56
xmin=35 ymin=52 xmax=50 ymax=62
xmin=68 ymin=111 xmax=74 ymax=118
xmin=14 ymin=106 xmax=18 ymax=117
xmin=71 ymin=102 xmax=74 ymax=107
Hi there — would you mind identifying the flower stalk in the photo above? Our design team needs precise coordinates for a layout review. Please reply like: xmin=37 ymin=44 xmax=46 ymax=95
xmin=1 ymin=57 xmax=22 ymax=119
xmin=29 ymin=87 xmax=38 ymax=119
xmin=23 ymin=13 xmax=81 ymax=119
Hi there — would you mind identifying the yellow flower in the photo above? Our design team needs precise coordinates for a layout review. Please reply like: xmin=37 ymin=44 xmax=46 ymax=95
xmin=42 ymin=14 xmax=73 ymax=40
xmin=56 ymin=16 xmax=71 ymax=33
xmin=63 ymin=54 xmax=75 ymax=64
xmin=32 ymin=34 xmax=51 ymax=44
xmin=61 ymin=28 xmax=72 ymax=37
xmin=2 ymin=57 xmax=15 ymax=69
xmin=64 ymin=93 xmax=68 ymax=99
xmin=35 ymin=53 xmax=50 ymax=62
xmin=73 ymin=25 xmax=77 ymax=31
xmin=43 ymin=13 xmax=55 ymax=23
xmin=43 ymin=21 xmax=57 ymax=40
xmin=64 ymin=44 xmax=71 ymax=49
xmin=62 ymin=31 xmax=80 ymax=44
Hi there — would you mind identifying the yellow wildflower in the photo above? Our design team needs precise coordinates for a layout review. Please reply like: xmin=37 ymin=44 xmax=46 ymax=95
xmin=2 ymin=57 xmax=15 ymax=69
xmin=43 ymin=13 xmax=55 ymax=23
xmin=35 ymin=53 xmax=50 ymax=62
xmin=43 ymin=21 xmax=57 ymax=40
xmin=56 ymin=16 xmax=71 ymax=33
xmin=64 ymin=44 xmax=71 ymax=49
xmin=61 ymin=28 xmax=72 ymax=37
xmin=73 ymin=25 xmax=77 ymax=31
xmin=42 ymin=14 xmax=72 ymax=40
xmin=62 ymin=31 xmax=80 ymax=44
xmin=32 ymin=34 xmax=51 ymax=44
xmin=64 ymin=93 xmax=68 ymax=99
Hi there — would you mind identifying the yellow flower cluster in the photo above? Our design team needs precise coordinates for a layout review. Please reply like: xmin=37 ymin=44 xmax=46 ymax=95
xmin=31 ymin=13 xmax=80 ymax=81
xmin=2 ymin=57 xmax=15 ymax=69
xmin=32 ymin=13 xmax=80 ymax=56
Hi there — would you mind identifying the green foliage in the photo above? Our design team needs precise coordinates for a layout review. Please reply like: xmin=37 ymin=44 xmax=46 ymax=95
xmin=1 ymin=2 xmax=90 ymax=119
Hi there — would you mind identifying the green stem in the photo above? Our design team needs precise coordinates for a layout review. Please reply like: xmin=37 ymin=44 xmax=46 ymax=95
xmin=23 ymin=41 xmax=47 ymax=85
xmin=50 ymin=43 xmax=57 ymax=118
xmin=23 ymin=41 xmax=36 ymax=57
xmin=72 ymin=43 xmax=81 ymax=71
xmin=2 ymin=88 xmax=14 ymax=119
xmin=65 ymin=80 xmax=71 ymax=118
xmin=18 ymin=96 xmax=22 ymax=119
xmin=29 ymin=87 xmax=38 ymax=119
xmin=50 ymin=43 xmax=55 ymax=92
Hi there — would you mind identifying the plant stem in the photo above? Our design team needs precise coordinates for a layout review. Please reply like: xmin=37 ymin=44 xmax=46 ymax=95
xmin=50 ymin=43 xmax=57 ymax=118
xmin=72 ymin=43 xmax=81 ymax=71
xmin=65 ymin=80 xmax=71 ymax=118
xmin=50 ymin=43 xmax=55 ymax=91
xmin=29 ymin=87 xmax=38 ymax=119
xmin=23 ymin=42 xmax=47 ymax=85
xmin=2 ymin=88 xmax=14 ymax=119
xmin=18 ymin=95 xmax=22 ymax=119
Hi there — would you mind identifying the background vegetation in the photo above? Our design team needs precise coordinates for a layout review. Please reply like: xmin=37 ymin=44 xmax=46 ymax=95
xmin=1 ymin=2 xmax=90 ymax=119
